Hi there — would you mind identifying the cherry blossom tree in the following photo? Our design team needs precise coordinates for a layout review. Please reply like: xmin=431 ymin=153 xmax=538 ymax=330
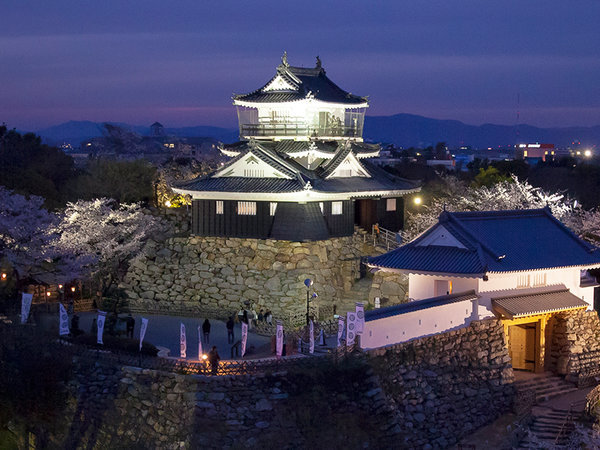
xmin=404 ymin=175 xmax=600 ymax=245
xmin=0 ymin=187 xmax=86 ymax=289
xmin=53 ymin=198 xmax=165 ymax=296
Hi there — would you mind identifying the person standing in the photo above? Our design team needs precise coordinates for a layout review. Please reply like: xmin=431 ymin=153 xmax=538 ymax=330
xmin=226 ymin=316 xmax=235 ymax=344
xmin=126 ymin=313 xmax=135 ymax=339
xmin=208 ymin=346 xmax=220 ymax=375
xmin=202 ymin=318 xmax=211 ymax=344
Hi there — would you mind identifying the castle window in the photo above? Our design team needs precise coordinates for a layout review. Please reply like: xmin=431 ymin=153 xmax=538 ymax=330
xmin=533 ymin=272 xmax=547 ymax=287
xmin=270 ymin=202 xmax=278 ymax=216
xmin=237 ymin=201 xmax=256 ymax=215
xmin=319 ymin=202 xmax=324 ymax=214
xmin=517 ymin=274 xmax=530 ymax=288
xmin=243 ymin=169 xmax=265 ymax=177
xmin=331 ymin=201 xmax=343 ymax=215
xmin=216 ymin=201 xmax=224 ymax=215
xmin=386 ymin=198 xmax=397 ymax=211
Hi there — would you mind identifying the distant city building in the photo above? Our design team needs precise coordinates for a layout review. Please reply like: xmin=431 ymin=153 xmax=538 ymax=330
xmin=173 ymin=54 xmax=420 ymax=240
xmin=517 ymin=143 xmax=555 ymax=163
xmin=150 ymin=122 xmax=165 ymax=137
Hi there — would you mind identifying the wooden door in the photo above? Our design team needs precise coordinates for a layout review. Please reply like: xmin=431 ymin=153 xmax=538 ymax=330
xmin=509 ymin=325 xmax=527 ymax=370
xmin=524 ymin=325 xmax=536 ymax=371
xmin=356 ymin=199 xmax=377 ymax=230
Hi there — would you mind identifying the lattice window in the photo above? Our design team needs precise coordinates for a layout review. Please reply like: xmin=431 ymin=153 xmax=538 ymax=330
xmin=216 ymin=201 xmax=224 ymax=215
xmin=243 ymin=169 xmax=265 ymax=177
xmin=237 ymin=201 xmax=256 ymax=215
xmin=386 ymin=198 xmax=397 ymax=211
xmin=533 ymin=272 xmax=547 ymax=287
xmin=517 ymin=274 xmax=530 ymax=288
xmin=270 ymin=202 xmax=277 ymax=216
xmin=331 ymin=201 xmax=343 ymax=215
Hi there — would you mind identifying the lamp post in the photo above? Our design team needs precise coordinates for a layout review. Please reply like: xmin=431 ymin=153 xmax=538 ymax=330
xmin=304 ymin=278 xmax=318 ymax=325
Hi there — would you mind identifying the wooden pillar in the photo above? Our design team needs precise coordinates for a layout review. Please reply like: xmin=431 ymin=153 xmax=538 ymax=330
xmin=535 ymin=316 xmax=547 ymax=373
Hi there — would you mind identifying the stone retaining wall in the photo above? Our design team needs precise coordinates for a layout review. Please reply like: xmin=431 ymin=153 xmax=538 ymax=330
xmin=551 ymin=309 xmax=600 ymax=379
xmin=10 ymin=318 xmax=517 ymax=449
xmin=121 ymin=234 xmax=378 ymax=322
xmin=366 ymin=318 xmax=515 ymax=448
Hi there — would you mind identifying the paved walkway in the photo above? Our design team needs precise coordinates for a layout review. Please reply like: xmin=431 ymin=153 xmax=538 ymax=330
xmin=39 ymin=312 xmax=272 ymax=361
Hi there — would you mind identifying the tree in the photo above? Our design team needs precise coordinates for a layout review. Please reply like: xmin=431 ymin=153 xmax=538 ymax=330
xmin=0 ymin=126 xmax=77 ymax=209
xmin=67 ymin=158 xmax=157 ymax=204
xmin=0 ymin=187 xmax=86 ymax=291
xmin=403 ymin=175 xmax=600 ymax=246
xmin=53 ymin=199 xmax=165 ymax=296
xmin=472 ymin=166 xmax=512 ymax=187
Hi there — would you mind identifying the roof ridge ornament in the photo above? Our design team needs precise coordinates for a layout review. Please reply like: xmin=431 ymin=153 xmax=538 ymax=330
xmin=281 ymin=51 xmax=289 ymax=67
xmin=316 ymin=56 xmax=322 ymax=69
xmin=303 ymin=181 xmax=313 ymax=190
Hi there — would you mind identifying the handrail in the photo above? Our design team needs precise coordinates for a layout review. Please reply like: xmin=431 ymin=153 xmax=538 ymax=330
xmin=372 ymin=224 xmax=401 ymax=251
xmin=554 ymin=403 xmax=574 ymax=445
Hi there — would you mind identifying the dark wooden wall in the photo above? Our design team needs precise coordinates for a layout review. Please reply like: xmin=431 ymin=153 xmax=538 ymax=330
xmin=322 ymin=200 xmax=354 ymax=237
xmin=192 ymin=200 xmax=274 ymax=238
xmin=377 ymin=197 xmax=405 ymax=231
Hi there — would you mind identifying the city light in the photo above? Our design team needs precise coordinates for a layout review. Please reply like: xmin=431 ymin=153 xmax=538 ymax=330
xmin=584 ymin=150 xmax=592 ymax=157
xmin=202 ymin=354 xmax=208 ymax=360
xmin=71 ymin=286 xmax=76 ymax=292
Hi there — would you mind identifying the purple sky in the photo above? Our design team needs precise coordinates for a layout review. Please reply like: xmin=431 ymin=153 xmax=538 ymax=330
xmin=2 ymin=1 xmax=599 ymax=130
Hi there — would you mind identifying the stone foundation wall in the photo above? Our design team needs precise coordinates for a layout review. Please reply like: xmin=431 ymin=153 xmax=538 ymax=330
xmin=368 ymin=270 xmax=408 ymax=306
xmin=551 ymin=309 xmax=600 ymax=379
xmin=366 ymin=318 xmax=515 ymax=448
xmin=121 ymin=234 xmax=378 ymax=322
xmin=8 ymin=319 xmax=516 ymax=449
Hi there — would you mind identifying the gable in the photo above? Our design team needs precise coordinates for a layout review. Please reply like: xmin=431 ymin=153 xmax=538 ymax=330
xmin=213 ymin=152 xmax=292 ymax=179
xmin=326 ymin=152 xmax=370 ymax=179
xmin=416 ymin=225 xmax=467 ymax=249
xmin=263 ymin=75 xmax=297 ymax=92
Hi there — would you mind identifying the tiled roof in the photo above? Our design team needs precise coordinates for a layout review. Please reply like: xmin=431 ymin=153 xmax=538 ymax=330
xmin=369 ymin=208 xmax=600 ymax=275
xmin=176 ymin=177 xmax=303 ymax=193
xmin=181 ymin=140 xmax=418 ymax=195
xmin=365 ymin=290 xmax=479 ymax=322
xmin=234 ymin=63 xmax=367 ymax=105
xmin=492 ymin=286 xmax=588 ymax=319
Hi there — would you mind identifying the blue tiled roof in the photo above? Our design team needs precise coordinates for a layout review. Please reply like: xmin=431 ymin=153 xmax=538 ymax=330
xmin=365 ymin=290 xmax=478 ymax=322
xmin=369 ymin=208 xmax=600 ymax=274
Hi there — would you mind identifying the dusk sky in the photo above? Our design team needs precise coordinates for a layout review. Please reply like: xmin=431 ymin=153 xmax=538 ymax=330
xmin=2 ymin=1 xmax=599 ymax=131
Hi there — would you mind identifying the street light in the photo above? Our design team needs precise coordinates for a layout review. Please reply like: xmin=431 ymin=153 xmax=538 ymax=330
xmin=304 ymin=278 xmax=318 ymax=325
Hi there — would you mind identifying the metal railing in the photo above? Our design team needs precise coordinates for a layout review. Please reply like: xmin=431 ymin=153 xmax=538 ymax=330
xmin=240 ymin=123 xmax=361 ymax=138
xmin=372 ymin=224 xmax=402 ymax=252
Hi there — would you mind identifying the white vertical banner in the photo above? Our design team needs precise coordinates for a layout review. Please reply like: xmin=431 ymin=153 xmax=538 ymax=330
xmin=346 ymin=311 xmax=357 ymax=346
xmin=337 ymin=317 xmax=345 ymax=347
xmin=309 ymin=319 xmax=314 ymax=354
xmin=241 ymin=322 xmax=248 ymax=357
xmin=97 ymin=311 xmax=106 ymax=344
xmin=180 ymin=323 xmax=187 ymax=358
xmin=276 ymin=321 xmax=284 ymax=358
xmin=21 ymin=293 xmax=33 ymax=324
xmin=197 ymin=325 xmax=203 ymax=359
xmin=139 ymin=317 xmax=148 ymax=351
xmin=59 ymin=303 xmax=70 ymax=336
xmin=355 ymin=302 xmax=365 ymax=335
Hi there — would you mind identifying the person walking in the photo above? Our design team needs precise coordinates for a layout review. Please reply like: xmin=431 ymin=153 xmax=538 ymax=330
xmin=126 ymin=313 xmax=135 ymax=339
xmin=202 ymin=318 xmax=211 ymax=344
xmin=208 ymin=346 xmax=220 ymax=375
xmin=226 ymin=316 xmax=235 ymax=344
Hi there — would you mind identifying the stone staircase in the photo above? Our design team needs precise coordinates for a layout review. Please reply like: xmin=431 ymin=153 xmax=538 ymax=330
xmin=514 ymin=372 xmax=583 ymax=447
xmin=337 ymin=275 xmax=373 ymax=315
xmin=518 ymin=405 xmax=578 ymax=447
xmin=514 ymin=371 xmax=578 ymax=403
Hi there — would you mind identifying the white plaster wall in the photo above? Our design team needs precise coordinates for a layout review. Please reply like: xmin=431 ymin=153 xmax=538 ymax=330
xmin=361 ymin=298 xmax=478 ymax=349
xmin=408 ymin=273 xmax=478 ymax=300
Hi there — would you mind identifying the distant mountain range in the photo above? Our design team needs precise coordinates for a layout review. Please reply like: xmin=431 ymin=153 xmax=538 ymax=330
xmin=33 ymin=121 xmax=239 ymax=146
xmin=30 ymin=115 xmax=600 ymax=149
